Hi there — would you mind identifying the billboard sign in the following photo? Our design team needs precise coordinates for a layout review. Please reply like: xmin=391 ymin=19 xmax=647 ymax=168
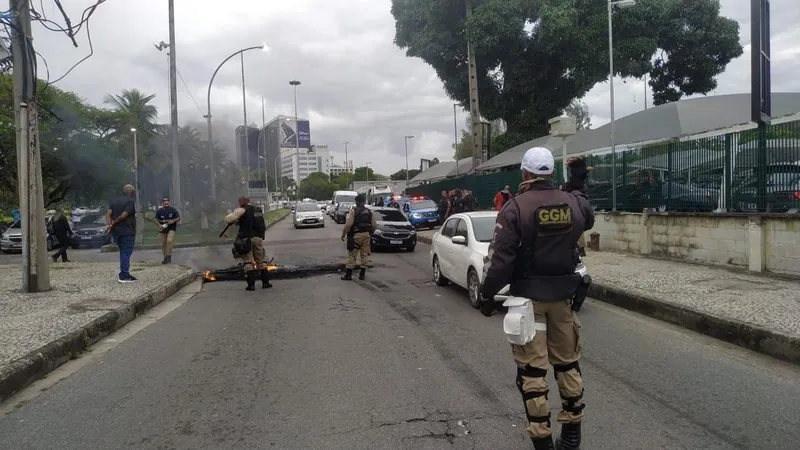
xmin=279 ymin=119 xmax=311 ymax=148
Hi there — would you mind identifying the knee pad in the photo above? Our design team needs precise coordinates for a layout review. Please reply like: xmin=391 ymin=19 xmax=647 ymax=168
xmin=553 ymin=361 xmax=585 ymax=414
xmin=516 ymin=365 xmax=551 ymax=427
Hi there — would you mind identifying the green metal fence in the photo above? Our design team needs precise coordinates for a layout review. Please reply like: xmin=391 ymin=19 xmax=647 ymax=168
xmin=408 ymin=119 xmax=800 ymax=213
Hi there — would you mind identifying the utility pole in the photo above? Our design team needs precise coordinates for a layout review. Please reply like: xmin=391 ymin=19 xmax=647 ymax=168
xmin=11 ymin=0 xmax=50 ymax=292
xmin=343 ymin=141 xmax=349 ymax=173
xmin=465 ymin=0 xmax=484 ymax=171
xmin=453 ymin=104 xmax=460 ymax=176
xmin=241 ymin=53 xmax=250 ymax=189
xmin=261 ymin=96 xmax=266 ymax=186
xmin=168 ymin=0 xmax=181 ymax=210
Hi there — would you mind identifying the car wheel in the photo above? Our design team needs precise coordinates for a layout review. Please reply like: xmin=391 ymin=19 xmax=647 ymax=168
xmin=432 ymin=256 xmax=448 ymax=286
xmin=467 ymin=268 xmax=481 ymax=309
xmin=406 ymin=244 xmax=415 ymax=252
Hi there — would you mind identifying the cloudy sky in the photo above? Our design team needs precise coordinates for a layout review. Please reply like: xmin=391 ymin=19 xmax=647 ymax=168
xmin=32 ymin=0 xmax=800 ymax=176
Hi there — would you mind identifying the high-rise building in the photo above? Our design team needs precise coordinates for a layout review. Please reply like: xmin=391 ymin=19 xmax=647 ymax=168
xmin=280 ymin=145 xmax=330 ymax=182
xmin=234 ymin=125 xmax=260 ymax=173
xmin=260 ymin=115 xmax=312 ymax=182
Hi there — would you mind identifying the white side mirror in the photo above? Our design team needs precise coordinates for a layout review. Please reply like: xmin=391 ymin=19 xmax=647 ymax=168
xmin=451 ymin=235 xmax=467 ymax=245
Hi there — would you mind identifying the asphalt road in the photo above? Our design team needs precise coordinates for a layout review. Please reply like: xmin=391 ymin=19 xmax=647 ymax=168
xmin=1 ymin=215 xmax=799 ymax=449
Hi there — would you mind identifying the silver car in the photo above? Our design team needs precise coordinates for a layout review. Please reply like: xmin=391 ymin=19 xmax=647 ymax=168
xmin=293 ymin=202 xmax=325 ymax=229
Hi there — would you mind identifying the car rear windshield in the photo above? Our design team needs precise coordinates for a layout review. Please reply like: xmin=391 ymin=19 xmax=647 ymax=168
xmin=374 ymin=209 xmax=407 ymax=222
xmin=335 ymin=195 xmax=356 ymax=203
xmin=471 ymin=216 xmax=496 ymax=242
xmin=410 ymin=199 xmax=436 ymax=209
xmin=296 ymin=203 xmax=319 ymax=212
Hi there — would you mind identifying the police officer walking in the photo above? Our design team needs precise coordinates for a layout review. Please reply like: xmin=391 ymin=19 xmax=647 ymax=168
xmin=224 ymin=196 xmax=269 ymax=291
xmin=480 ymin=147 xmax=594 ymax=450
xmin=340 ymin=194 xmax=376 ymax=280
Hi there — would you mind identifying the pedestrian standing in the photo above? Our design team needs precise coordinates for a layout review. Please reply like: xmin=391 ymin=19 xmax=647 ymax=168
xmin=107 ymin=184 xmax=138 ymax=283
xmin=494 ymin=185 xmax=512 ymax=211
xmin=341 ymin=194 xmax=376 ymax=281
xmin=50 ymin=208 xmax=73 ymax=263
xmin=480 ymin=148 xmax=594 ymax=450
xmin=153 ymin=197 xmax=180 ymax=264
xmin=437 ymin=190 xmax=450 ymax=225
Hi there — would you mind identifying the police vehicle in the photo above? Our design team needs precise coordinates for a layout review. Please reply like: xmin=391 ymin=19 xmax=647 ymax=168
xmin=400 ymin=196 xmax=440 ymax=229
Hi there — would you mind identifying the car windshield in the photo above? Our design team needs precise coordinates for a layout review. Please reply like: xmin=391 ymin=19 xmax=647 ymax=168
xmin=374 ymin=209 xmax=408 ymax=222
xmin=410 ymin=199 xmax=436 ymax=209
xmin=335 ymin=195 xmax=356 ymax=203
xmin=296 ymin=203 xmax=319 ymax=212
xmin=80 ymin=214 xmax=106 ymax=225
xmin=9 ymin=220 xmax=20 ymax=229
xmin=471 ymin=216 xmax=497 ymax=242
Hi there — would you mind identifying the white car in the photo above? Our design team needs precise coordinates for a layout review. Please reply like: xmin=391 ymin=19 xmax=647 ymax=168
xmin=293 ymin=202 xmax=325 ymax=229
xmin=430 ymin=211 xmax=589 ymax=309
xmin=430 ymin=211 xmax=497 ymax=308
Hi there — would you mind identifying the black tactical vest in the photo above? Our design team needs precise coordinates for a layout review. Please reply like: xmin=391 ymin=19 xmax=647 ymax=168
xmin=354 ymin=206 xmax=373 ymax=233
xmin=236 ymin=205 xmax=256 ymax=239
xmin=253 ymin=207 xmax=266 ymax=239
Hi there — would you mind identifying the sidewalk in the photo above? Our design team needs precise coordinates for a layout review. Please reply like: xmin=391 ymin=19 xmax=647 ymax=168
xmin=0 ymin=261 xmax=196 ymax=402
xmin=416 ymin=229 xmax=800 ymax=364
xmin=583 ymin=252 xmax=800 ymax=364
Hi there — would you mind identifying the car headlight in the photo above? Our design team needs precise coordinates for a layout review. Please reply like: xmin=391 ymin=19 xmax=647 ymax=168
xmin=374 ymin=229 xmax=383 ymax=236
xmin=411 ymin=213 xmax=421 ymax=218
xmin=409 ymin=229 xmax=416 ymax=235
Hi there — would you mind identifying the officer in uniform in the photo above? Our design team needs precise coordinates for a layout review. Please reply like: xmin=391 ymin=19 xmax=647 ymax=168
xmin=252 ymin=206 xmax=272 ymax=289
xmin=480 ymin=147 xmax=594 ymax=450
xmin=224 ymin=196 xmax=262 ymax=291
xmin=341 ymin=194 xmax=377 ymax=280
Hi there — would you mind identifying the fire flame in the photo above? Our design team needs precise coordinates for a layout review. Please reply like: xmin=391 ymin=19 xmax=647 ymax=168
xmin=202 ymin=270 xmax=216 ymax=281
xmin=267 ymin=264 xmax=278 ymax=271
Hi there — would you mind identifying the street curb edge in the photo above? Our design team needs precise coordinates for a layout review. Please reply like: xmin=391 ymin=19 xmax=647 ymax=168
xmin=588 ymin=283 xmax=800 ymax=365
xmin=417 ymin=235 xmax=433 ymax=245
xmin=0 ymin=268 xmax=198 ymax=403
xmin=100 ymin=210 xmax=292 ymax=253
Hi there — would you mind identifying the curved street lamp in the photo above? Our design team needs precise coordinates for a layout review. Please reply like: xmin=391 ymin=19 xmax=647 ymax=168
xmin=205 ymin=45 xmax=266 ymax=200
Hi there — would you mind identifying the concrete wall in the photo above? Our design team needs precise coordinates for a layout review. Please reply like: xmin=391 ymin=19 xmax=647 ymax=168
xmin=587 ymin=212 xmax=800 ymax=277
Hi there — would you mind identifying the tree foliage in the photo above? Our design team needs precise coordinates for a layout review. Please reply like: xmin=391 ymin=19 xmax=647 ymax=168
xmin=0 ymin=74 xmax=242 ymax=214
xmin=454 ymin=117 xmax=505 ymax=160
xmin=297 ymin=172 xmax=336 ymax=200
xmin=392 ymin=0 xmax=742 ymax=143
xmin=562 ymin=99 xmax=591 ymax=130
xmin=390 ymin=168 xmax=422 ymax=180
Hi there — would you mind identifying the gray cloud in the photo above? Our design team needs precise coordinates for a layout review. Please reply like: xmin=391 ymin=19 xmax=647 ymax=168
xmin=30 ymin=0 xmax=799 ymax=176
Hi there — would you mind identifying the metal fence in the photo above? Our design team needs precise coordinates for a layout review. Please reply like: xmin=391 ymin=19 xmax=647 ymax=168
xmin=407 ymin=119 xmax=800 ymax=213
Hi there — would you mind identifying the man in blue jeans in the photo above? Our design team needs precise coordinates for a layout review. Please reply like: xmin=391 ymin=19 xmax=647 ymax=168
xmin=106 ymin=184 xmax=138 ymax=283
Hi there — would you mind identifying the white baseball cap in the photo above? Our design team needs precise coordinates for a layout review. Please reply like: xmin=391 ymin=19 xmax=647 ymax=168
xmin=521 ymin=147 xmax=555 ymax=175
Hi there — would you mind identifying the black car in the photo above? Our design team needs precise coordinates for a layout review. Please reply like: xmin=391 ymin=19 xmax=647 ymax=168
xmin=368 ymin=206 xmax=417 ymax=252
xmin=74 ymin=214 xmax=113 ymax=248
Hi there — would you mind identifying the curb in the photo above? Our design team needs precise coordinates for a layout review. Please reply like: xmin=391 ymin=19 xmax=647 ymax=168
xmin=0 ymin=268 xmax=198 ymax=403
xmin=588 ymin=283 xmax=800 ymax=365
xmin=417 ymin=234 xmax=433 ymax=245
xmin=415 ymin=234 xmax=800 ymax=364
xmin=100 ymin=210 xmax=292 ymax=253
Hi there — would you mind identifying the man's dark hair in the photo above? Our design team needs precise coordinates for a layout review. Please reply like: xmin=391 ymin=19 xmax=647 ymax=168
xmin=355 ymin=194 xmax=366 ymax=203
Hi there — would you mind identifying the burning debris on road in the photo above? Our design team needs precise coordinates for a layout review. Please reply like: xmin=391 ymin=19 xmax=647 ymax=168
xmin=202 ymin=264 xmax=278 ymax=283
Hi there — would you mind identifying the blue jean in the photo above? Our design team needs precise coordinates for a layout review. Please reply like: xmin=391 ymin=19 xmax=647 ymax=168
xmin=116 ymin=235 xmax=135 ymax=278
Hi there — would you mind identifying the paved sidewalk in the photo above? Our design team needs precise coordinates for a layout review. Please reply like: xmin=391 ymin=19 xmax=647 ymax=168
xmin=583 ymin=251 xmax=800 ymax=363
xmin=416 ymin=229 xmax=800 ymax=364
xmin=0 ymin=261 xmax=196 ymax=401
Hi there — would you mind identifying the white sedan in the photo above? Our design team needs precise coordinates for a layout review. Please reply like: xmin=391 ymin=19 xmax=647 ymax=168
xmin=293 ymin=202 xmax=325 ymax=228
xmin=430 ymin=211 xmax=589 ymax=309
xmin=429 ymin=211 xmax=497 ymax=308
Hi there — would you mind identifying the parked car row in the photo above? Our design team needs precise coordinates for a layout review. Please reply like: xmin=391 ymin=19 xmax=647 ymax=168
xmin=1 ymin=213 xmax=112 ymax=254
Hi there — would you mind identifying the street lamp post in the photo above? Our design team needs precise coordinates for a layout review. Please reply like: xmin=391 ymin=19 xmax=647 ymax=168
xmin=607 ymin=0 xmax=637 ymax=211
xmin=365 ymin=162 xmax=371 ymax=183
xmin=205 ymin=45 xmax=266 ymax=201
xmin=289 ymin=80 xmax=301 ymax=189
xmin=404 ymin=135 xmax=414 ymax=183
xmin=343 ymin=141 xmax=349 ymax=173
xmin=131 ymin=127 xmax=143 ymax=246
xmin=453 ymin=104 xmax=460 ymax=177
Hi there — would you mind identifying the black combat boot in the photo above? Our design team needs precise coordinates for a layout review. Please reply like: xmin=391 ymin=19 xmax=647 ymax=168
xmin=260 ymin=269 xmax=272 ymax=289
xmin=245 ymin=270 xmax=257 ymax=291
xmin=341 ymin=269 xmax=353 ymax=280
xmin=555 ymin=423 xmax=581 ymax=450
xmin=531 ymin=436 xmax=555 ymax=450
xmin=358 ymin=268 xmax=366 ymax=280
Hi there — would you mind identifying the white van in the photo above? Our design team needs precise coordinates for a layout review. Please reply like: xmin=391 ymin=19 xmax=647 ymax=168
xmin=328 ymin=190 xmax=358 ymax=216
xmin=367 ymin=185 xmax=393 ymax=206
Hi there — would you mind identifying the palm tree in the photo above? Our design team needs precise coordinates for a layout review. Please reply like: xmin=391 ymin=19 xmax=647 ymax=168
xmin=104 ymin=89 xmax=159 ymax=137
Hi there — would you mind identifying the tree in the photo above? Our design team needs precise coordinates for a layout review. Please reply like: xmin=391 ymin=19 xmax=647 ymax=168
xmin=332 ymin=172 xmax=355 ymax=190
xmin=391 ymin=0 xmax=742 ymax=142
xmin=562 ymin=100 xmax=592 ymax=130
xmin=298 ymin=172 xmax=336 ymax=200
xmin=390 ymin=168 xmax=422 ymax=180
xmin=353 ymin=166 xmax=375 ymax=182
xmin=454 ymin=117 xmax=504 ymax=160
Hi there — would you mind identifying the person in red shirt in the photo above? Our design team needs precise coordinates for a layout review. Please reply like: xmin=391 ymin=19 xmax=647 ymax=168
xmin=494 ymin=185 xmax=512 ymax=211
